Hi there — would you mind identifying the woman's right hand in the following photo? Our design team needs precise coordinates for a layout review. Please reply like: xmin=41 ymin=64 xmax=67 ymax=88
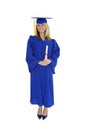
xmin=38 ymin=60 xmax=46 ymax=66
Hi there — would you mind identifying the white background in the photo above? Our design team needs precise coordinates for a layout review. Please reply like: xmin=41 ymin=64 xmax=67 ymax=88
xmin=0 ymin=0 xmax=87 ymax=130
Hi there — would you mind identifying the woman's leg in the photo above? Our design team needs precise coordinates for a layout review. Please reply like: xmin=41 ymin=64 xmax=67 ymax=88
xmin=37 ymin=106 xmax=42 ymax=119
xmin=42 ymin=107 xmax=48 ymax=120
xmin=37 ymin=106 xmax=42 ymax=115
xmin=43 ymin=107 xmax=48 ymax=115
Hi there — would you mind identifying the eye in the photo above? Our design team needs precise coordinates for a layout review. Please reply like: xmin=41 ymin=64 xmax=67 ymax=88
xmin=37 ymin=24 xmax=40 ymax=27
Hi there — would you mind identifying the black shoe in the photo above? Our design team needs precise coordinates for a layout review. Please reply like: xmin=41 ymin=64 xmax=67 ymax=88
xmin=37 ymin=114 xmax=42 ymax=119
xmin=42 ymin=115 xmax=47 ymax=120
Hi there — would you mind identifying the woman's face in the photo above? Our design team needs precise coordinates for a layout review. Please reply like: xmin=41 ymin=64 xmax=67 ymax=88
xmin=36 ymin=24 xmax=46 ymax=33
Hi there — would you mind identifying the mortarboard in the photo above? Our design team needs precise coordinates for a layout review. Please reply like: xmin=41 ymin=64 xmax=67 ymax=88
xmin=32 ymin=17 xmax=52 ymax=34
xmin=32 ymin=17 xmax=52 ymax=24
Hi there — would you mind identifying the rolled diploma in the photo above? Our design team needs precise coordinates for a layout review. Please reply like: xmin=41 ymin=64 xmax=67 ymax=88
xmin=45 ymin=45 xmax=48 ymax=60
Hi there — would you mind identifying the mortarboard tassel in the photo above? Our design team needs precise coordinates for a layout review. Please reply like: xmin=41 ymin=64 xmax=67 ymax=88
xmin=34 ymin=19 xmax=36 ymax=35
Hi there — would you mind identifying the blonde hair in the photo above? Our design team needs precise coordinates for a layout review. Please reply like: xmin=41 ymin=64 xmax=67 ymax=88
xmin=35 ymin=23 xmax=51 ymax=40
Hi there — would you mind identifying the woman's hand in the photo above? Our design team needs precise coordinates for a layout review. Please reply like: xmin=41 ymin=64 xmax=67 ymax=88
xmin=38 ymin=59 xmax=51 ymax=66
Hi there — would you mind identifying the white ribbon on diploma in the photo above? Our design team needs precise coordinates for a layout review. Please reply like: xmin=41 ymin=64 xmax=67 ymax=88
xmin=45 ymin=45 xmax=48 ymax=60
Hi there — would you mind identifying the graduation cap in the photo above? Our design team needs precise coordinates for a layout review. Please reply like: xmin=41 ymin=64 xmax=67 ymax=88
xmin=32 ymin=17 xmax=52 ymax=34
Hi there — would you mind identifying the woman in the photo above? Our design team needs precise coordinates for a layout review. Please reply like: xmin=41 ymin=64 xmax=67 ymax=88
xmin=26 ymin=17 xmax=60 ymax=120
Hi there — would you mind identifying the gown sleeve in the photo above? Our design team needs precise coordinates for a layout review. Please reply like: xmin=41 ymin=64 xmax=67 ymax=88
xmin=50 ymin=39 xmax=60 ymax=74
xmin=26 ymin=36 xmax=40 ymax=73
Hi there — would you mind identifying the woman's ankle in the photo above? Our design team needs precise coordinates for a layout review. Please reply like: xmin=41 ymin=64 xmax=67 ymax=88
xmin=43 ymin=107 xmax=48 ymax=116
xmin=38 ymin=106 xmax=42 ymax=115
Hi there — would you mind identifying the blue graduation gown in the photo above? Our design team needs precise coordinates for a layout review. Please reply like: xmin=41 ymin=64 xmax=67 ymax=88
xmin=26 ymin=36 xmax=60 ymax=107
